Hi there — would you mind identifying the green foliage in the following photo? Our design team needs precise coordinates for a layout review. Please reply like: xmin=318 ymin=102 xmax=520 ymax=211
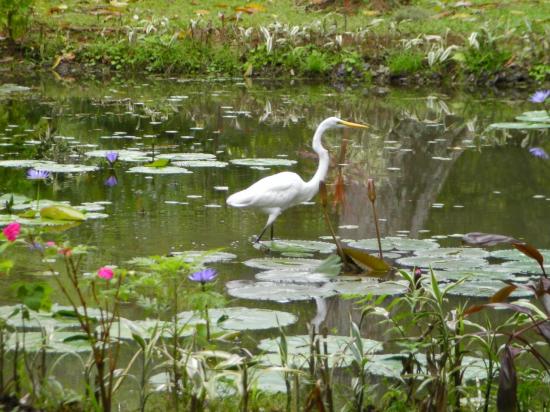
xmin=529 ymin=64 xmax=550 ymax=82
xmin=0 ymin=0 xmax=34 ymax=41
xmin=13 ymin=282 xmax=52 ymax=312
xmin=463 ymin=47 xmax=511 ymax=76
xmin=387 ymin=51 xmax=425 ymax=75
xmin=82 ymin=37 xmax=240 ymax=75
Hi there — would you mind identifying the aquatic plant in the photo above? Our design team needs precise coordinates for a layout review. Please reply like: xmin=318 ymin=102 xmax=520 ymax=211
xmin=2 ymin=222 xmax=20 ymax=242
xmin=528 ymin=147 xmax=549 ymax=159
xmin=188 ymin=268 xmax=217 ymax=285
xmin=105 ymin=151 xmax=119 ymax=166
xmin=529 ymin=90 xmax=550 ymax=104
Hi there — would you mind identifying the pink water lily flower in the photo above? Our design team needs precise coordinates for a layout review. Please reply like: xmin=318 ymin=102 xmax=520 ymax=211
xmin=2 ymin=222 xmax=21 ymax=242
xmin=97 ymin=266 xmax=114 ymax=280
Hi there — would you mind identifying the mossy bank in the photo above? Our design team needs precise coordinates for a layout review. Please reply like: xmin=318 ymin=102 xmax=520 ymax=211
xmin=0 ymin=0 xmax=549 ymax=86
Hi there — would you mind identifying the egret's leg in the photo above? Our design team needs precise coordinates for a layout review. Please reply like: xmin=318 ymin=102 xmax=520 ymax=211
xmin=270 ymin=224 xmax=274 ymax=240
xmin=254 ymin=213 xmax=279 ymax=243
xmin=255 ymin=225 xmax=269 ymax=243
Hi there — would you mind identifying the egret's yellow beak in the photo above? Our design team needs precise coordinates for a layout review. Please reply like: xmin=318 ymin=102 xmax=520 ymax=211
xmin=338 ymin=120 xmax=369 ymax=129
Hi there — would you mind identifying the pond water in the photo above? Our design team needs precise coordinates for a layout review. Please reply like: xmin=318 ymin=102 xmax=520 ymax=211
xmin=0 ymin=76 xmax=549 ymax=404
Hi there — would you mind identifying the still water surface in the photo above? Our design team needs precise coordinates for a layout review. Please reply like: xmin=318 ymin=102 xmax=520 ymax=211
xmin=0 ymin=76 xmax=549 ymax=336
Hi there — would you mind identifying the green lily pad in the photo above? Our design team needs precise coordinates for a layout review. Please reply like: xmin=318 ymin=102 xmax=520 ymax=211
xmin=226 ymin=281 xmax=336 ymax=303
xmin=243 ymin=257 xmax=323 ymax=271
xmin=0 ymin=84 xmax=31 ymax=95
xmin=364 ymin=354 xmax=487 ymax=382
xmin=0 ymin=160 xmax=56 ymax=169
xmin=157 ymin=153 xmax=216 ymax=161
xmin=429 ymin=269 xmax=517 ymax=283
xmin=169 ymin=250 xmax=237 ymax=264
xmin=230 ymin=158 xmax=297 ymax=167
xmin=413 ymin=247 xmax=489 ymax=259
xmin=0 ymin=214 xmax=81 ymax=228
xmin=172 ymin=160 xmax=228 ymax=168
xmin=487 ymin=122 xmax=550 ymax=130
xmin=178 ymin=307 xmax=297 ymax=331
xmin=127 ymin=166 xmax=192 ymax=174
xmin=255 ymin=270 xmax=335 ymax=284
xmin=397 ymin=256 xmax=487 ymax=271
xmin=144 ymin=159 xmax=170 ymax=168
xmin=34 ymin=163 xmax=98 ymax=173
xmin=6 ymin=331 xmax=92 ymax=353
xmin=348 ymin=237 xmax=439 ymax=253
xmin=258 ymin=334 xmax=383 ymax=368
xmin=255 ymin=239 xmax=336 ymax=254
xmin=496 ymin=260 xmax=550 ymax=275
xmin=40 ymin=205 xmax=86 ymax=221
xmin=445 ymin=281 xmax=534 ymax=298
xmin=84 ymin=149 xmax=151 ymax=162
xmin=326 ymin=279 xmax=408 ymax=297
xmin=490 ymin=249 xmax=550 ymax=262
xmin=515 ymin=110 xmax=550 ymax=123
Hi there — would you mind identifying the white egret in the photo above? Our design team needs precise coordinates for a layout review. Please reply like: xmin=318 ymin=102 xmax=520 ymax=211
xmin=226 ymin=117 xmax=368 ymax=242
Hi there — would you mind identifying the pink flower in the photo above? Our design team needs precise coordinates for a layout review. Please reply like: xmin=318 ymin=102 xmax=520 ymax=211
xmin=46 ymin=241 xmax=56 ymax=247
xmin=2 ymin=222 xmax=21 ymax=242
xmin=97 ymin=266 xmax=114 ymax=280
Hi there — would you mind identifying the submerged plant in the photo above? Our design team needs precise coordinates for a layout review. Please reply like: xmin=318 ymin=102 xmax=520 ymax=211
xmin=26 ymin=168 xmax=49 ymax=213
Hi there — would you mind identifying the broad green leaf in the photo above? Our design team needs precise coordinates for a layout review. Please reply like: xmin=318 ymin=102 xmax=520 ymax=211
xmin=40 ymin=205 xmax=86 ymax=221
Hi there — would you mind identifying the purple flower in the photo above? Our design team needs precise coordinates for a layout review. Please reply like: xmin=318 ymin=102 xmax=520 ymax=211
xmin=105 ymin=151 xmax=118 ymax=165
xmin=529 ymin=90 xmax=550 ymax=103
xmin=188 ymin=268 xmax=217 ymax=284
xmin=104 ymin=175 xmax=118 ymax=187
xmin=28 ymin=241 xmax=44 ymax=251
xmin=27 ymin=169 xmax=50 ymax=180
xmin=529 ymin=147 xmax=549 ymax=159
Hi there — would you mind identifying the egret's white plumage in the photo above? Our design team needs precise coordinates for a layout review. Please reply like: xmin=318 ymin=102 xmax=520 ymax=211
xmin=227 ymin=117 xmax=368 ymax=241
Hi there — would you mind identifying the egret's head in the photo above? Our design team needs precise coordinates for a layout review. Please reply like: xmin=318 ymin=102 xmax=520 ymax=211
xmin=321 ymin=116 xmax=369 ymax=130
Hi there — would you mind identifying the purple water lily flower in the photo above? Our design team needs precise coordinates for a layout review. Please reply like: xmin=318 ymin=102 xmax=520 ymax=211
xmin=28 ymin=241 xmax=44 ymax=251
xmin=188 ymin=268 xmax=217 ymax=284
xmin=27 ymin=169 xmax=50 ymax=180
xmin=104 ymin=175 xmax=118 ymax=187
xmin=529 ymin=90 xmax=550 ymax=104
xmin=529 ymin=147 xmax=549 ymax=159
xmin=105 ymin=151 xmax=119 ymax=165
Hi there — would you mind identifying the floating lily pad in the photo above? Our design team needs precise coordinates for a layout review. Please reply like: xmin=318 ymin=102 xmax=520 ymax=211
xmin=40 ymin=205 xmax=86 ymax=221
xmin=348 ymin=237 xmax=439 ymax=253
xmin=325 ymin=279 xmax=408 ymax=297
xmin=226 ymin=281 xmax=335 ymax=303
xmin=258 ymin=334 xmax=383 ymax=368
xmin=397 ymin=255 xmax=487 ymax=271
xmin=0 ymin=84 xmax=31 ymax=95
xmin=6 ymin=331 xmax=92 ymax=353
xmin=0 ymin=160 xmax=56 ymax=169
xmin=254 ymin=239 xmax=336 ymax=254
xmin=157 ymin=153 xmax=216 ymax=161
xmin=178 ymin=307 xmax=297 ymax=331
xmin=243 ymin=257 xmax=323 ymax=271
xmin=496 ymin=260 xmax=550 ymax=275
xmin=488 ymin=122 xmax=550 ymax=130
xmin=255 ymin=270 xmax=334 ymax=284
xmin=445 ymin=281 xmax=534 ymax=298
xmin=428 ymin=269 xmax=517 ymax=283
xmin=515 ymin=110 xmax=550 ymax=123
xmin=34 ymin=164 xmax=98 ymax=173
xmin=0 ymin=304 xmax=108 ymax=332
xmin=413 ymin=247 xmax=489 ymax=259
xmin=84 ymin=149 xmax=151 ymax=162
xmin=230 ymin=158 xmax=297 ymax=167
xmin=172 ymin=160 xmax=228 ymax=168
xmin=365 ymin=354 xmax=487 ymax=382
xmin=0 ymin=214 xmax=81 ymax=228
xmin=169 ymin=250 xmax=237 ymax=264
xmin=127 ymin=166 xmax=192 ymax=174
xmin=490 ymin=248 xmax=550 ymax=262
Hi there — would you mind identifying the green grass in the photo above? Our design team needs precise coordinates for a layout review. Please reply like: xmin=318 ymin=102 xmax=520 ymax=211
xmin=2 ymin=0 xmax=547 ymax=80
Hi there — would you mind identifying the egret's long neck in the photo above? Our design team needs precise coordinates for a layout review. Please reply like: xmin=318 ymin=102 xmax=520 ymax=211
xmin=304 ymin=124 xmax=330 ymax=199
